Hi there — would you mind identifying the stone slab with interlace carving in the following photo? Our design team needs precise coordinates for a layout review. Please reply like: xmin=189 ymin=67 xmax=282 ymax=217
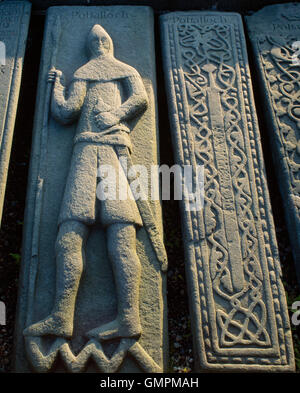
xmin=246 ymin=3 xmax=300 ymax=288
xmin=161 ymin=11 xmax=295 ymax=372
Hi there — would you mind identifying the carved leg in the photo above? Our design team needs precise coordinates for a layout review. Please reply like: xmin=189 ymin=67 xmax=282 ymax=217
xmin=87 ymin=223 xmax=142 ymax=341
xmin=24 ymin=220 xmax=89 ymax=338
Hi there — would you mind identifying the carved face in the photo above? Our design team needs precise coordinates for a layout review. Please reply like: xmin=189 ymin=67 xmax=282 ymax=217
xmin=88 ymin=25 xmax=113 ymax=57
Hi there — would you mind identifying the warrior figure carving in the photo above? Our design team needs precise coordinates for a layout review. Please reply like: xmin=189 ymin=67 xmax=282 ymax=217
xmin=24 ymin=24 xmax=149 ymax=341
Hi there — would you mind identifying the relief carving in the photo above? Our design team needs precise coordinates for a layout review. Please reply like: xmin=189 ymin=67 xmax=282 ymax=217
xmin=20 ymin=12 xmax=166 ymax=372
xmin=0 ymin=1 xmax=31 ymax=224
xmin=246 ymin=3 xmax=300 ymax=286
xmin=259 ymin=35 xmax=300 ymax=209
xmin=161 ymin=12 xmax=294 ymax=371
xmin=178 ymin=21 xmax=269 ymax=349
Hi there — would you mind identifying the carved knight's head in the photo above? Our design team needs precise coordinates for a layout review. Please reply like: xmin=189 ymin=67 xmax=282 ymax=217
xmin=87 ymin=24 xmax=113 ymax=58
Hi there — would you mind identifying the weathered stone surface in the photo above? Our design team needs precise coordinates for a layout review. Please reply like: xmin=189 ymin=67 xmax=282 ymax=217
xmin=0 ymin=1 xmax=31 ymax=225
xmin=15 ymin=5 xmax=168 ymax=372
xmin=246 ymin=3 xmax=300 ymax=287
xmin=161 ymin=11 xmax=295 ymax=372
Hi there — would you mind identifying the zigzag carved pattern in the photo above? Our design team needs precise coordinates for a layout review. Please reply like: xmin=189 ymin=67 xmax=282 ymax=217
xmin=25 ymin=337 xmax=162 ymax=373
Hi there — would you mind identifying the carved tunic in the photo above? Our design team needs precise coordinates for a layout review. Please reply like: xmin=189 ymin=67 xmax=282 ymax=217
xmin=51 ymin=65 xmax=144 ymax=227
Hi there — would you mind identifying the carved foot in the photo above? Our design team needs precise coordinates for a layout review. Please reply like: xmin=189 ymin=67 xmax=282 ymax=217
xmin=86 ymin=319 xmax=142 ymax=341
xmin=23 ymin=313 xmax=73 ymax=338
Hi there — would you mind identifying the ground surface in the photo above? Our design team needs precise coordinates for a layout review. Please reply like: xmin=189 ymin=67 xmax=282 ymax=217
xmin=0 ymin=11 xmax=299 ymax=373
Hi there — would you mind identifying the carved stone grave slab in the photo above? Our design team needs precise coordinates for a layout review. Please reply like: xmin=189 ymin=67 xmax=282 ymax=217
xmin=161 ymin=11 xmax=295 ymax=372
xmin=0 ymin=0 xmax=31 ymax=225
xmin=15 ymin=5 xmax=168 ymax=372
xmin=246 ymin=3 xmax=300 ymax=286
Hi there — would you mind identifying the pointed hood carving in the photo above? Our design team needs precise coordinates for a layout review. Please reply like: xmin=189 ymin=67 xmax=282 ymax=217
xmin=74 ymin=24 xmax=138 ymax=82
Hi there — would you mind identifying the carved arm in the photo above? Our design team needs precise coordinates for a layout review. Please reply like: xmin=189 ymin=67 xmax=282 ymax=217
xmin=114 ymin=74 xmax=149 ymax=121
xmin=94 ymin=73 xmax=149 ymax=129
xmin=50 ymin=71 xmax=87 ymax=125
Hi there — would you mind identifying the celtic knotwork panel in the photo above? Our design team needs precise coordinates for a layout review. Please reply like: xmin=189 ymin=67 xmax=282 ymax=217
xmin=246 ymin=2 xmax=300 ymax=304
xmin=259 ymin=35 xmax=300 ymax=211
xmin=177 ymin=23 xmax=270 ymax=349
xmin=162 ymin=10 xmax=295 ymax=371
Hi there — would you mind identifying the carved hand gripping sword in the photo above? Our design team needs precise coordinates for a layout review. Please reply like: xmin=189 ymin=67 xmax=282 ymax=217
xmin=26 ymin=17 xmax=62 ymax=327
